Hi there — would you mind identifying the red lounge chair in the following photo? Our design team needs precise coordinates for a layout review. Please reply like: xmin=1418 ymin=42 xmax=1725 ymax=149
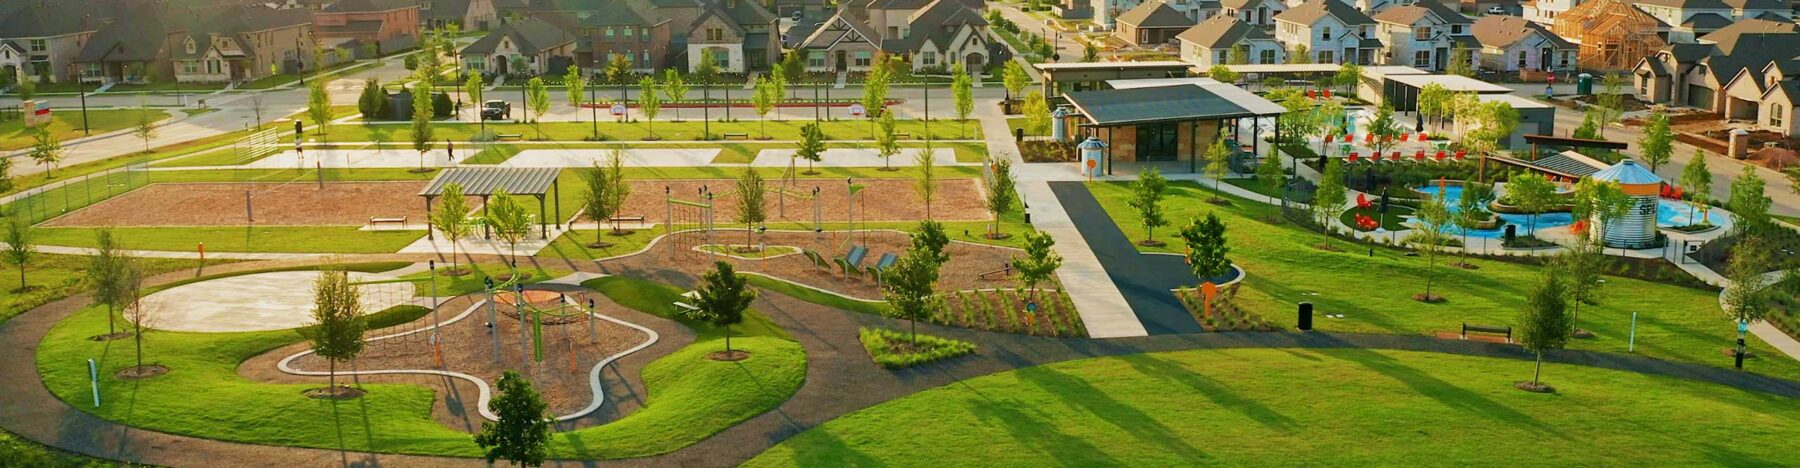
xmin=1391 ymin=151 xmax=1402 ymax=161
xmin=1435 ymin=150 xmax=1446 ymax=161
xmin=1371 ymin=152 xmax=1382 ymax=162
xmin=1347 ymin=153 xmax=1360 ymax=162
xmin=1345 ymin=134 xmax=1355 ymax=143
xmin=1365 ymin=134 xmax=1375 ymax=144
xmin=1418 ymin=132 xmax=1429 ymax=141
xmin=1415 ymin=151 xmax=1426 ymax=162
xmin=1454 ymin=150 xmax=1466 ymax=161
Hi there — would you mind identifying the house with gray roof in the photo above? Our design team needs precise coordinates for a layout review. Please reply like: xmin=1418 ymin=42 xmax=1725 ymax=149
xmin=1470 ymin=15 xmax=1576 ymax=72
xmin=1221 ymin=0 xmax=1285 ymax=26
xmin=72 ymin=3 xmax=181 ymax=85
xmin=1273 ymin=0 xmax=1379 ymax=65
xmin=1177 ymin=15 xmax=1283 ymax=67
xmin=1370 ymin=2 xmax=1476 ymax=72
xmin=1632 ymin=0 xmax=1792 ymax=44
xmin=1116 ymin=1 xmax=1199 ymax=47
xmin=164 ymin=4 xmax=316 ymax=84
xmin=460 ymin=17 xmax=578 ymax=76
xmin=1634 ymin=18 xmax=1800 ymax=118
xmin=684 ymin=0 xmax=780 ymax=73
xmin=420 ymin=0 xmax=501 ymax=32
xmin=0 ymin=0 xmax=129 ymax=83
xmin=798 ymin=0 xmax=994 ymax=73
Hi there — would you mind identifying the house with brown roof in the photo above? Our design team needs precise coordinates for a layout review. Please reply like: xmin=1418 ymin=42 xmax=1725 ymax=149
xmin=72 ymin=4 xmax=181 ymax=85
xmin=1470 ymin=15 xmax=1576 ymax=72
xmin=1633 ymin=19 xmax=1800 ymax=115
xmin=684 ymin=0 xmax=780 ymax=73
xmin=0 ymin=0 xmax=130 ymax=83
xmin=798 ymin=0 xmax=994 ymax=73
xmin=1116 ymin=1 xmax=1198 ymax=46
xmin=420 ymin=0 xmax=500 ymax=31
xmin=1178 ymin=15 xmax=1283 ymax=67
xmin=1273 ymin=0 xmax=1379 ymax=65
xmin=525 ymin=0 xmax=673 ymax=74
xmin=1370 ymin=2 xmax=1476 ymax=71
xmin=314 ymin=0 xmax=422 ymax=48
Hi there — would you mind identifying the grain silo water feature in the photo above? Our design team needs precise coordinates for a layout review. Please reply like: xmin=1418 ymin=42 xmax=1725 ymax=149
xmin=1587 ymin=160 xmax=1662 ymax=249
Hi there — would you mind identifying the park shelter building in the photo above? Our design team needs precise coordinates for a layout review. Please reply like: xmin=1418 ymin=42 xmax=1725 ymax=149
xmin=1034 ymin=61 xmax=1193 ymax=98
xmin=1058 ymin=78 xmax=1285 ymax=174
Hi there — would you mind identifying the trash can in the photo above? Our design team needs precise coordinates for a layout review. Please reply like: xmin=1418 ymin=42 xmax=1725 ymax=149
xmin=1297 ymin=302 xmax=1313 ymax=331
xmin=1576 ymin=73 xmax=1593 ymax=96
xmin=1504 ymin=224 xmax=1517 ymax=243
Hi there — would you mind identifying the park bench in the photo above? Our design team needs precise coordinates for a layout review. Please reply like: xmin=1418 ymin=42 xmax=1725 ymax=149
xmin=868 ymin=252 xmax=899 ymax=286
xmin=722 ymin=132 xmax=750 ymax=140
xmin=894 ymin=132 xmax=913 ymax=140
xmin=802 ymin=250 xmax=832 ymax=271
xmin=496 ymin=133 xmax=524 ymax=141
xmin=978 ymin=263 xmax=1013 ymax=280
xmin=368 ymin=216 xmax=408 ymax=228
xmin=1461 ymin=323 xmax=1512 ymax=343
xmin=674 ymin=290 xmax=701 ymax=313
xmin=608 ymin=215 xmax=646 ymax=224
xmin=834 ymin=245 xmax=869 ymax=279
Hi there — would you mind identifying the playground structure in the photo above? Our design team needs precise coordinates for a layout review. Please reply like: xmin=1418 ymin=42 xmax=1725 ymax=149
xmin=1551 ymin=0 xmax=1666 ymax=71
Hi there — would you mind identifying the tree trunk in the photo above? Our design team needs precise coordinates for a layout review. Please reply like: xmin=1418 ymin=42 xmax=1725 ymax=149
xmin=18 ymin=264 xmax=24 ymax=289
xmin=911 ymin=318 xmax=918 ymax=347
xmin=330 ymin=359 xmax=337 ymax=390
xmin=1532 ymin=352 xmax=1543 ymax=385
xmin=107 ymin=304 xmax=115 ymax=335
xmin=724 ymin=323 xmax=732 ymax=353
xmin=134 ymin=323 xmax=144 ymax=369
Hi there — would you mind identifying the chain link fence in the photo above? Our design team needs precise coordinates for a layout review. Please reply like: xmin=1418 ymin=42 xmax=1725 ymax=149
xmin=4 ymin=162 xmax=151 ymax=224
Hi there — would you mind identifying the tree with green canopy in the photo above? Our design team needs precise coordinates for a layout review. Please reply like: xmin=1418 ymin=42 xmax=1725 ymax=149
xmin=430 ymin=183 xmax=473 ymax=273
xmin=1129 ymin=166 xmax=1169 ymax=246
xmin=1516 ymin=272 xmax=1571 ymax=392
xmin=525 ymin=76 xmax=550 ymax=139
xmin=473 ymin=371 xmax=551 ymax=467
xmin=662 ymin=69 xmax=688 ymax=122
xmin=984 ymin=156 xmax=1018 ymax=239
xmin=637 ymin=76 xmax=663 ymax=139
xmin=688 ymin=260 xmax=756 ymax=355
xmin=307 ymin=268 xmax=366 ymax=398
xmin=1012 ymin=230 xmax=1061 ymax=300
xmin=1180 ymin=212 xmax=1231 ymax=280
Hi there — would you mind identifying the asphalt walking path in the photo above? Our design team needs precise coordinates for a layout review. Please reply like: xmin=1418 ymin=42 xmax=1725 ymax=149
xmin=5 ymin=256 xmax=1800 ymax=467
xmin=1047 ymin=181 xmax=1203 ymax=334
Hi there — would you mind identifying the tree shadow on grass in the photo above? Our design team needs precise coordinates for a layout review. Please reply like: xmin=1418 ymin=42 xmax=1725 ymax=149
xmin=1011 ymin=366 xmax=1207 ymax=460
xmin=1312 ymin=346 xmax=1570 ymax=439
xmin=1115 ymin=353 xmax=1297 ymax=432
xmin=966 ymin=398 xmax=1121 ymax=467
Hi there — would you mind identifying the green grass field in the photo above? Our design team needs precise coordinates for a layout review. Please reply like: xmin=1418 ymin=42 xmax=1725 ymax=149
xmin=747 ymin=348 xmax=1800 ymax=466
xmin=1085 ymin=181 xmax=1800 ymax=380
xmin=34 ymin=270 xmax=804 ymax=459
xmin=319 ymin=118 xmax=978 ymax=143
xmin=1 ymin=109 xmax=171 ymax=151
xmin=0 ymin=253 xmax=203 ymax=323
xmin=34 ymin=226 xmax=426 ymax=254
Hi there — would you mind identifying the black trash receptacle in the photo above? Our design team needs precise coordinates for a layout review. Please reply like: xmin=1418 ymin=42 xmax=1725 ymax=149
xmin=1298 ymin=302 xmax=1313 ymax=331
xmin=1015 ymin=127 xmax=1024 ymax=142
xmin=1503 ymin=224 xmax=1517 ymax=243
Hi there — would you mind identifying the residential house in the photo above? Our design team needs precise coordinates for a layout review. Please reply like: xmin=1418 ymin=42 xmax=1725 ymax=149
xmin=1273 ymin=0 xmax=1380 ymax=65
xmin=798 ymin=0 xmax=992 ymax=72
xmin=420 ymin=0 xmax=500 ymax=31
xmin=1522 ymin=0 xmax=1580 ymax=26
xmin=73 ymin=4 xmax=180 ymax=85
xmin=1055 ymin=0 xmax=1094 ymax=19
xmin=1222 ymin=0 xmax=1285 ymax=26
xmin=0 ymin=1 xmax=117 ymax=83
xmin=1092 ymin=0 xmax=1145 ymax=27
xmin=685 ymin=0 xmax=780 ymax=73
xmin=1178 ymin=15 xmax=1284 ymax=67
xmin=1470 ymin=15 xmax=1577 ymax=72
xmin=460 ymin=17 xmax=577 ymax=76
xmin=1369 ymin=2 xmax=1476 ymax=71
xmin=886 ymin=0 xmax=992 ymax=71
xmin=527 ymin=0 xmax=672 ymax=74
xmin=1633 ymin=19 xmax=1799 ymax=112
xmin=797 ymin=7 xmax=885 ymax=72
xmin=1116 ymin=1 xmax=1197 ymax=47
xmin=1632 ymin=0 xmax=1791 ymax=44
xmin=167 ymin=5 xmax=317 ymax=84
xmin=1736 ymin=62 xmax=1800 ymax=136
xmin=314 ymin=0 xmax=422 ymax=48
xmin=772 ymin=0 xmax=832 ymax=19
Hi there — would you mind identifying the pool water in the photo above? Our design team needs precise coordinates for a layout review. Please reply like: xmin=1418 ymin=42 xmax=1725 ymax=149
xmin=1411 ymin=185 xmax=1725 ymax=239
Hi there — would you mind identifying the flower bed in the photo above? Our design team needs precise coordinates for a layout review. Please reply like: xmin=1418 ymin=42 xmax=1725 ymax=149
xmin=937 ymin=289 xmax=1085 ymax=337
xmin=1175 ymin=283 xmax=1279 ymax=332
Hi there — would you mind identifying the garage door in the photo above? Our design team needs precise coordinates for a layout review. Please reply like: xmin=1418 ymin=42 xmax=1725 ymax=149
xmin=1686 ymin=85 xmax=1715 ymax=110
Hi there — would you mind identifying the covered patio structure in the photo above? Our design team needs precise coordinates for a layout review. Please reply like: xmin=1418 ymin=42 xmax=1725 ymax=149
xmin=1059 ymin=79 xmax=1286 ymax=175
xmin=419 ymin=167 xmax=563 ymax=240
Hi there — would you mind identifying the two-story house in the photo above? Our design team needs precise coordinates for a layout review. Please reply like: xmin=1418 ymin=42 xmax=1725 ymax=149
xmin=1273 ymin=0 xmax=1379 ymax=65
xmin=1470 ymin=15 xmax=1577 ymax=72
xmin=555 ymin=0 xmax=672 ymax=74
xmin=1222 ymin=0 xmax=1285 ymax=26
xmin=1116 ymin=1 xmax=1199 ymax=47
xmin=1634 ymin=19 xmax=1799 ymax=112
xmin=166 ymin=5 xmax=317 ymax=84
xmin=685 ymin=0 xmax=780 ymax=73
xmin=420 ymin=0 xmax=501 ymax=31
xmin=460 ymin=17 xmax=577 ymax=76
xmin=1178 ymin=14 xmax=1284 ymax=67
xmin=1634 ymin=0 xmax=1792 ymax=44
xmin=314 ymin=0 xmax=422 ymax=50
xmin=73 ymin=3 xmax=180 ymax=85
xmin=799 ymin=0 xmax=991 ymax=72
xmin=0 ymin=0 xmax=116 ymax=83
xmin=1369 ymin=2 xmax=1475 ymax=71
xmin=1522 ymin=0 xmax=1581 ymax=26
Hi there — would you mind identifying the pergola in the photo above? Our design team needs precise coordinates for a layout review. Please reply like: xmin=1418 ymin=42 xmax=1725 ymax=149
xmin=419 ymin=167 xmax=562 ymax=239
xmin=1062 ymin=82 xmax=1286 ymax=175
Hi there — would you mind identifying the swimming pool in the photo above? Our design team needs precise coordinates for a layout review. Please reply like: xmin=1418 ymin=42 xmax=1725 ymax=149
xmin=1411 ymin=185 xmax=1725 ymax=239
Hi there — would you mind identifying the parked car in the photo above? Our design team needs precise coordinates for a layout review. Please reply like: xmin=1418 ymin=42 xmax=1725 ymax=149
xmin=481 ymin=100 xmax=511 ymax=120
xmin=1486 ymin=5 xmax=1506 ymax=14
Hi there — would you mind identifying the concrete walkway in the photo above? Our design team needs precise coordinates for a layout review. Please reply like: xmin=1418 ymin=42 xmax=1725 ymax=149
xmin=1048 ymin=182 xmax=1202 ymax=334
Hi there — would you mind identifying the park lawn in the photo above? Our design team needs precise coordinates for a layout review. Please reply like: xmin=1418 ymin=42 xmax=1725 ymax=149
xmin=11 ymin=109 xmax=319 ymax=196
xmin=0 ymin=109 xmax=171 ymax=151
xmin=1341 ymin=204 xmax=1416 ymax=232
xmin=0 ymin=430 xmax=117 ymax=467
xmin=1006 ymin=117 xmax=1045 ymax=137
xmin=1085 ymin=181 xmax=1800 ymax=381
xmin=34 ymin=226 xmax=425 ymax=254
xmin=319 ymin=118 xmax=978 ymax=143
xmin=747 ymin=348 xmax=1800 ymax=466
xmin=584 ymin=275 xmax=790 ymax=341
xmin=35 ymin=270 xmax=803 ymax=459
xmin=396 ymin=261 xmax=570 ymax=297
xmin=743 ymin=273 xmax=890 ymax=316
xmin=537 ymin=215 xmax=1032 ymax=263
xmin=105 ymin=82 xmax=229 ymax=93
xmin=0 ymin=253 xmax=203 ymax=324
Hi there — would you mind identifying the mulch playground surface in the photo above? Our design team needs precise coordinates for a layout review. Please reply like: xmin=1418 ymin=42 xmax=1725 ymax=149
xmin=621 ymin=178 xmax=989 ymax=224
xmin=629 ymin=230 xmax=1032 ymax=300
xmin=43 ymin=182 xmax=472 ymax=227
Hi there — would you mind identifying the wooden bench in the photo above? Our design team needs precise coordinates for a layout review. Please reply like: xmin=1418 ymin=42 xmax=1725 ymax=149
xmin=722 ymin=132 xmax=750 ymax=140
xmin=368 ymin=216 xmax=408 ymax=227
xmin=608 ymin=215 xmax=646 ymax=224
xmin=495 ymin=133 xmax=524 ymax=141
xmin=978 ymin=263 xmax=1013 ymax=280
xmin=1461 ymin=323 xmax=1512 ymax=343
xmin=673 ymin=290 xmax=701 ymax=314
xmin=894 ymin=132 xmax=913 ymax=140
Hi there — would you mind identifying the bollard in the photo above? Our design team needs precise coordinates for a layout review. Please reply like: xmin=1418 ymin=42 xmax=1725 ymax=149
xmin=1297 ymin=302 xmax=1313 ymax=331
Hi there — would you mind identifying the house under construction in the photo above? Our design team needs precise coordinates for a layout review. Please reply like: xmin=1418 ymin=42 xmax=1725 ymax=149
xmin=1550 ymin=0 xmax=1666 ymax=71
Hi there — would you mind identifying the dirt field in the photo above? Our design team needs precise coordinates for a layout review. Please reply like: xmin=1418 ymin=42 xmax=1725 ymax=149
xmin=284 ymin=289 xmax=648 ymax=419
xmin=625 ymin=230 xmax=1042 ymax=300
xmin=619 ymin=178 xmax=989 ymax=224
xmin=45 ymin=182 xmax=469 ymax=227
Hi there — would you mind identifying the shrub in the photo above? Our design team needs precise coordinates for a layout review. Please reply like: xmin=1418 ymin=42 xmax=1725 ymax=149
xmin=858 ymin=327 xmax=977 ymax=368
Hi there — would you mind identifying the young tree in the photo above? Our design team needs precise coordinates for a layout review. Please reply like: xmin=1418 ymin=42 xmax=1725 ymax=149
xmin=2 ymin=215 xmax=32 ymax=290
xmin=1507 ymin=171 xmax=1556 ymax=236
xmin=1129 ymin=167 xmax=1169 ymax=245
xmin=1003 ymin=61 xmax=1030 ymax=103
xmin=661 ymin=69 xmax=687 ymax=122
xmin=951 ymin=64 xmax=974 ymax=138
xmin=431 ymin=183 xmax=473 ymax=273
xmin=1417 ymin=82 xmax=1450 ymax=128
xmin=1082 ymin=40 xmax=1100 ymax=62
xmin=1464 ymin=100 xmax=1520 ymax=159
xmin=465 ymin=73 xmax=485 ymax=129
xmin=117 ymin=263 xmax=154 ymax=374
xmin=17 ymin=79 xmax=34 ymax=102
xmin=636 ymin=76 xmax=662 ymax=139
xmin=308 ymin=269 xmax=366 ymax=397
xmin=691 ymin=49 xmax=718 ymax=86
xmin=579 ymin=160 xmax=620 ymax=246
xmin=1314 ymin=158 xmax=1347 ymax=229
xmin=687 ymin=260 xmax=756 ymax=354
xmin=1556 ymin=237 xmax=1605 ymax=334
xmin=1366 ymin=104 xmax=1403 ymax=157
xmin=768 ymin=59 xmax=789 ymax=107
xmin=795 ymin=122 xmax=825 ymax=174
xmin=984 ymin=156 xmax=1018 ymax=239
xmin=133 ymin=102 xmax=158 ymax=153
xmin=1724 ymin=236 xmax=1773 ymax=362
xmin=307 ymin=78 xmax=331 ymax=145
xmin=410 ymin=82 xmax=435 ymax=171
xmin=1728 ymin=165 xmax=1771 ymax=233
xmin=564 ymin=64 xmax=589 ymax=138
xmin=913 ymin=145 xmax=941 ymax=219
xmin=1516 ymin=272 xmax=1571 ymax=391
xmin=487 ymin=189 xmax=534 ymax=262
xmin=605 ymin=54 xmax=634 ymax=86
xmin=1411 ymin=190 xmax=1451 ymax=302
xmin=1572 ymin=110 xmax=1601 ymax=140
xmin=735 ymin=168 xmax=767 ymax=249
xmin=881 ymin=238 xmax=943 ymax=345
xmin=1638 ymin=112 xmax=1673 ymax=173
xmin=1447 ymin=47 xmax=1474 ymax=77
xmin=28 ymin=127 xmax=63 ymax=176
xmin=752 ymin=75 xmax=776 ymax=139
xmin=862 ymin=55 xmax=892 ymax=138
xmin=1208 ymin=65 xmax=1240 ymax=84
xmin=1011 ymin=230 xmax=1061 ymax=300
xmin=1180 ymin=212 xmax=1231 ymax=280
xmin=1334 ymin=62 xmax=1362 ymax=95
xmin=1255 ymin=148 xmax=1285 ymax=204
xmin=779 ymin=50 xmax=806 ymax=99
xmin=473 ymin=371 xmax=551 ymax=467
xmin=1680 ymin=149 xmax=1713 ymax=226
xmin=875 ymin=110 xmax=899 ymax=170
xmin=1453 ymin=183 xmax=1496 ymax=266
xmin=1594 ymin=73 xmax=1628 ymax=137
xmin=358 ymin=77 xmax=386 ymax=120
xmin=525 ymin=76 xmax=550 ymax=139
xmin=1204 ymin=137 xmax=1232 ymax=199
xmin=86 ymin=229 xmax=131 ymax=336
xmin=1021 ymin=90 xmax=1050 ymax=137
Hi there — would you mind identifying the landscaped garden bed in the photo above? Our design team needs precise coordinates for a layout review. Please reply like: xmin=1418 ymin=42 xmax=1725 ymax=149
xmin=858 ymin=327 xmax=977 ymax=368
xmin=938 ymin=289 xmax=1085 ymax=337
xmin=1175 ymin=283 xmax=1278 ymax=332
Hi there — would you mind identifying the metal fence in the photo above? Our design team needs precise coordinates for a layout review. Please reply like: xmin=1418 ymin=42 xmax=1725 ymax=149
xmin=0 ymin=106 xmax=18 ymax=123
xmin=5 ymin=162 xmax=151 ymax=224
